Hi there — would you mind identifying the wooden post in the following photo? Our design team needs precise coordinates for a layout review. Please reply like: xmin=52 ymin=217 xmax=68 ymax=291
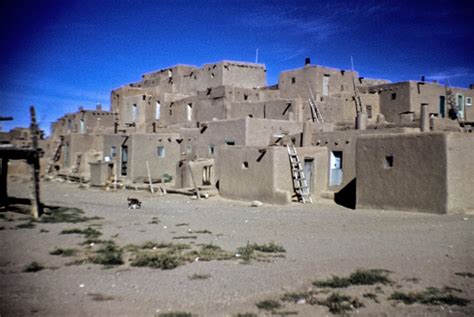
xmin=146 ymin=160 xmax=154 ymax=193
xmin=0 ymin=158 xmax=8 ymax=208
xmin=113 ymin=162 xmax=117 ymax=190
xmin=188 ymin=161 xmax=201 ymax=200
xmin=29 ymin=106 xmax=42 ymax=219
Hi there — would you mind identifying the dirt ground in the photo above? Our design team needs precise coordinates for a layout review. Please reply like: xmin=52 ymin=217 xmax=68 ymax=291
xmin=0 ymin=177 xmax=473 ymax=316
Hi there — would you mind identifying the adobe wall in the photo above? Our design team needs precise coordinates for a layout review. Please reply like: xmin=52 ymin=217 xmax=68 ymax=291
xmin=356 ymin=132 xmax=448 ymax=214
xmin=229 ymin=99 xmax=302 ymax=121
xmin=278 ymin=65 xmax=358 ymax=100
xmin=129 ymin=133 xmax=181 ymax=182
xmin=312 ymin=128 xmax=419 ymax=191
xmin=377 ymin=82 xmax=412 ymax=123
xmin=61 ymin=134 xmax=104 ymax=178
xmin=217 ymin=146 xmax=327 ymax=205
xmin=446 ymin=133 xmax=474 ymax=213
xmin=102 ymin=133 xmax=181 ymax=182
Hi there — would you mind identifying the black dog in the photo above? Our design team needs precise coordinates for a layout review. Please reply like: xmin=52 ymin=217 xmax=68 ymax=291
xmin=127 ymin=197 xmax=142 ymax=209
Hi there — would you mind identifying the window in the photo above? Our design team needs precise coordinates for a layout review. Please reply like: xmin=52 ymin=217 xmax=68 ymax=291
xmin=291 ymin=77 xmax=296 ymax=84
xmin=242 ymin=161 xmax=249 ymax=169
xmin=202 ymin=166 xmax=212 ymax=185
xmin=466 ymin=97 xmax=472 ymax=107
xmin=225 ymin=140 xmax=235 ymax=146
xmin=156 ymin=101 xmax=161 ymax=120
xmin=244 ymin=94 xmax=249 ymax=101
xmin=322 ymin=75 xmax=330 ymax=96
xmin=384 ymin=155 xmax=394 ymax=169
xmin=391 ymin=93 xmax=397 ymax=100
xmin=142 ymin=95 xmax=146 ymax=101
xmin=209 ymin=144 xmax=215 ymax=155
xmin=111 ymin=146 xmax=116 ymax=158
xmin=132 ymin=104 xmax=138 ymax=122
xmin=79 ymin=119 xmax=85 ymax=133
xmin=157 ymin=146 xmax=165 ymax=158
xmin=366 ymin=105 xmax=373 ymax=119
xmin=186 ymin=103 xmax=193 ymax=121
xmin=186 ymin=145 xmax=192 ymax=153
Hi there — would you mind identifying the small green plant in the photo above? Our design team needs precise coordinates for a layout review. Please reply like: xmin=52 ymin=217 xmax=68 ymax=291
xmin=317 ymin=292 xmax=364 ymax=314
xmin=90 ymin=243 xmax=123 ymax=266
xmin=313 ymin=269 xmax=392 ymax=288
xmin=253 ymin=242 xmax=286 ymax=253
xmin=363 ymin=292 xmax=379 ymax=303
xmin=157 ymin=312 xmax=192 ymax=317
xmin=188 ymin=273 xmax=211 ymax=280
xmin=255 ymin=299 xmax=282 ymax=311
xmin=389 ymin=287 xmax=469 ymax=306
xmin=50 ymin=248 xmax=78 ymax=257
xmin=131 ymin=252 xmax=183 ymax=270
xmin=40 ymin=206 xmax=102 ymax=223
xmin=61 ymin=227 xmax=102 ymax=239
xmin=194 ymin=229 xmax=212 ymax=234
xmin=16 ymin=221 xmax=36 ymax=229
xmin=172 ymin=236 xmax=197 ymax=240
xmin=281 ymin=292 xmax=310 ymax=303
xmin=188 ymin=244 xmax=233 ymax=261
xmin=149 ymin=217 xmax=160 ymax=224
xmin=237 ymin=242 xmax=255 ymax=262
xmin=87 ymin=292 xmax=115 ymax=301
xmin=24 ymin=261 xmax=44 ymax=272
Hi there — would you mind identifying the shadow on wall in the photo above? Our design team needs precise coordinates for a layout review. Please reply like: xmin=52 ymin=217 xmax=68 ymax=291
xmin=334 ymin=178 xmax=356 ymax=209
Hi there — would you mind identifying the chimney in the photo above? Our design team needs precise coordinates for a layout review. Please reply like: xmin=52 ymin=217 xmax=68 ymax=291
xmin=78 ymin=106 xmax=83 ymax=111
xmin=421 ymin=75 xmax=425 ymax=82
xmin=469 ymin=84 xmax=474 ymax=90
xmin=96 ymin=103 xmax=102 ymax=111
xmin=305 ymin=57 xmax=311 ymax=66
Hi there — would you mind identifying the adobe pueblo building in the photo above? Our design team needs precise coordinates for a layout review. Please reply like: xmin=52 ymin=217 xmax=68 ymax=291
xmin=39 ymin=58 xmax=474 ymax=214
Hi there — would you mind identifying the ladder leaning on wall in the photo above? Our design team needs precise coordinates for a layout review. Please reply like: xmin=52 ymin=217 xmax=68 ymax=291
xmin=287 ymin=144 xmax=312 ymax=204
xmin=46 ymin=138 xmax=64 ymax=174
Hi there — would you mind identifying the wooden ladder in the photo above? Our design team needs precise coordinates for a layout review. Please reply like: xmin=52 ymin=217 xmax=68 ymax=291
xmin=46 ymin=138 xmax=63 ymax=174
xmin=287 ymin=144 xmax=312 ymax=204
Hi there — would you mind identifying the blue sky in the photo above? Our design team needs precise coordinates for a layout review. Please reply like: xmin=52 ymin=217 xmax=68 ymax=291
xmin=0 ymin=0 xmax=472 ymax=134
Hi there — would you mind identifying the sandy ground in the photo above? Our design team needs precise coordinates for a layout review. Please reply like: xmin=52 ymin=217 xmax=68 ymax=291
xmin=0 ymin=177 xmax=473 ymax=316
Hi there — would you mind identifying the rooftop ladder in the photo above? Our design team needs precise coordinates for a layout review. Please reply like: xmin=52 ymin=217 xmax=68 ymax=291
xmin=287 ymin=144 xmax=312 ymax=204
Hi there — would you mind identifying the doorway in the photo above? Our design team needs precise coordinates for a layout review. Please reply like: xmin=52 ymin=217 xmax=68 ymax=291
xmin=439 ymin=96 xmax=445 ymax=118
xmin=329 ymin=151 xmax=343 ymax=186
xmin=303 ymin=158 xmax=314 ymax=193
xmin=121 ymin=145 xmax=128 ymax=176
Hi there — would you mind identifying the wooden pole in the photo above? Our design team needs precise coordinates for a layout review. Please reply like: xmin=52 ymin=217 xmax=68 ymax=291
xmin=29 ymin=106 xmax=42 ymax=219
xmin=113 ymin=162 xmax=117 ymax=190
xmin=0 ymin=158 xmax=8 ymax=208
xmin=188 ymin=161 xmax=201 ymax=200
xmin=146 ymin=160 xmax=154 ymax=193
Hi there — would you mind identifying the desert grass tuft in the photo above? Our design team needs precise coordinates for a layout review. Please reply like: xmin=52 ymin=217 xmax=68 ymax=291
xmin=131 ymin=251 xmax=183 ymax=270
xmin=313 ymin=269 xmax=392 ymax=288
xmin=90 ymin=243 xmax=123 ymax=266
xmin=188 ymin=273 xmax=211 ymax=280
xmin=316 ymin=292 xmax=364 ymax=314
xmin=60 ymin=227 xmax=102 ymax=239
xmin=24 ymin=261 xmax=44 ymax=272
xmin=40 ymin=206 xmax=102 ymax=223
xmin=50 ymin=248 xmax=78 ymax=257
xmin=389 ymin=287 xmax=469 ymax=306
xmin=255 ymin=299 xmax=282 ymax=311
xmin=157 ymin=312 xmax=193 ymax=317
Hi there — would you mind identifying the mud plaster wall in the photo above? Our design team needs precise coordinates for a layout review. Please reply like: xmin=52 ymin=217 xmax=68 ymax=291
xmin=129 ymin=134 xmax=181 ymax=182
xmin=217 ymin=146 xmax=327 ymax=205
xmin=356 ymin=132 xmax=449 ymax=214
xmin=446 ymin=133 xmax=474 ymax=212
